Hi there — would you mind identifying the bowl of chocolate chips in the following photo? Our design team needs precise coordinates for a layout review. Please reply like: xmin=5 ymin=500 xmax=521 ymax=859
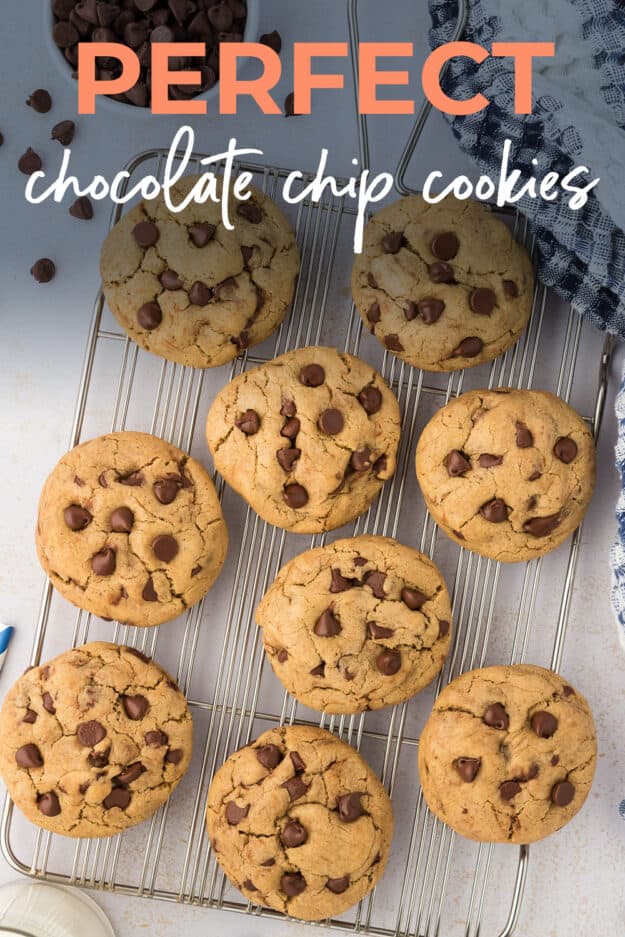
xmin=48 ymin=0 xmax=259 ymax=110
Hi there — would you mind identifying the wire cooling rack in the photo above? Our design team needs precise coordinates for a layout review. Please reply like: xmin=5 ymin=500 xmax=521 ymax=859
xmin=0 ymin=3 xmax=615 ymax=935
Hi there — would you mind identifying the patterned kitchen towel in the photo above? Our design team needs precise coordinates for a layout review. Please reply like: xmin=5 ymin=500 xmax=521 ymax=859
xmin=428 ymin=0 xmax=625 ymax=643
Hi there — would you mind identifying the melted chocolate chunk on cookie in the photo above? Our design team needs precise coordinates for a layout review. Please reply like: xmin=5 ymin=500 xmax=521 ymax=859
xmin=368 ymin=621 xmax=394 ymax=639
xmin=454 ymin=757 xmax=481 ymax=782
xmin=479 ymin=453 xmax=503 ymax=468
xmin=551 ymin=780 xmax=575 ymax=806
xmin=282 ymin=775 xmax=309 ymax=801
xmin=382 ymin=230 xmax=404 ymax=254
xmin=137 ymin=302 xmax=162 ymax=330
xmin=523 ymin=514 xmax=561 ymax=537
xmin=122 ymin=694 xmax=149 ymax=720
xmin=502 ymin=279 xmax=519 ymax=299
xmin=429 ymin=261 xmax=455 ymax=284
xmin=384 ymin=334 xmax=404 ymax=353
xmin=77 ymin=720 xmax=106 ymax=747
xmin=418 ymin=298 xmax=445 ymax=324
xmin=225 ymin=801 xmax=249 ymax=825
xmin=327 ymin=875 xmax=350 ymax=894
xmin=376 ymin=648 xmax=401 ymax=675
xmin=64 ymin=505 xmax=92 ymax=531
xmin=277 ymin=447 xmax=301 ymax=471
xmin=531 ymin=711 xmax=558 ymax=738
xmin=299 ymin=363 xmax=325 ymax=387
xmin=318 ymin=408 xmax=344 ymax=435
xmin=91 ymin=547 xmax=116 ymax=576
xmin=104 ymin=787 xmax=131 ymax=810
xmin=499 ymin=780 xmax=522 ymax=801
xmin=142 ymin=577 xmax=158 ymax=601
xmin=483 ymin=703 xmax=509 ymax=730
xmin=145 ymin=729 xmax=168 ymax=747
xmin=515 ymin=421 xmax=534 ymax=448
xmin=256 ymin=744 xmax=283 ymax=771
xmin=283 ymin=484 xmax=308 ymax=509
xmin=281 ymin=417 xmax=300 ymax=440
xmin=282 ymin=819 xmax=308 ymax=848
xmin=22 ymin=709 xmax=38 ymax=724
xmin=38 ymin=791 xmax=61 ymax=817
xmin=404 ymin=301 xmax=418 ymax=321
xmin=119 ymin=470 xmax=144 ymax=487
xmin=152 ymin=535 xmax=179 ymax=563
xmin=337 ymin=792 xmax=364 ymax=822
xmin=439 ymin=620 xmax=450 ymax=638
xmin=160 ymin=269 xmax=183 ymax=291
xmin=364 ymin=570 xmax=386 ymax=598
xmin=235 ymin=409 xmax=261 ymax=437
xmin=470 ymin=288 xmax=496 ymax=316
xmin=153 ymin=475 xmax=182 ymax=505
xmin=290 ymin=751 xmax=306 ymax=773
xmin=445 ymin=450 xmax=471 ymax=477
xmin=237 ymin=200 xmax=263 ymax=223
xmin=165 ymin=749 xmax=183 ymax=765
xmin=351 ymin=448 xmax=372 ymax=472
xmin=431 ymin=232 xmax=459 ymax=261
xmin=367 ymin=302 xmax=381 ymax=326
xmin=277 ymin=649 xmax=288 ymax=663
xmin=110 ymin=507 xmax=134 ymax=533
xmin=315 ymin=607 xmax=341 ymax=637
xmin=116 ymin=762 xmax=146 ymax=785
xmin=401 ymin=587 xmax=427 ymax=610
xmin=15 ymin=744 xmax=44 ymax=769
xmin=480 ymin=498 xmax=509 ymax=523
xmin=358 ymin=385 xmax=382 ymax=415
xmin=88 ymin=748 xmax=110 ymax=768
xmin=310 ymin=661 xmax=326 ymax=677
xmin=452 ymin=336 xmax=483 ymax=358
xmin=554 ymin=437 xmax=578 ymax=463
xmin=281 ymin=872 xmax=307 ymax=896
xmin=188 ymin=222 xmax=215 ymax=247
xmin=189 ymin=281 xmax=213 ymax=306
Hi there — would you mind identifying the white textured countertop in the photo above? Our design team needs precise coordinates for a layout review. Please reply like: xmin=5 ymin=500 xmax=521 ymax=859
xmin=1 ymin=3 xmax=624 ymax=936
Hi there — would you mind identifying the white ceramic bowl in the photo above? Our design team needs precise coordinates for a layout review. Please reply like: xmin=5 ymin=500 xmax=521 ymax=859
xmin=45 ymin=0 xmax=260 ymax=116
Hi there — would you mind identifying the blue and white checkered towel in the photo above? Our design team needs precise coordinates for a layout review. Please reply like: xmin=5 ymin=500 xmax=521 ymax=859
xmin=428 ymin=0 xmax=625 ymax=644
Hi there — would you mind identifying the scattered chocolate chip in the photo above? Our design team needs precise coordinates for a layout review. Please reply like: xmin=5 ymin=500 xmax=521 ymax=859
xmin=256 ymin=744 xmax=283 ymax=771
xmin=22 ymin=709 xmax=38 ymax=724
xmin=429 ymin=261 xmax=454 ymax=284
xmin=367 ymin=302 xmax=381 ymax=325
xmin=191 ymin=565 xmax=202 ymax=577
xmin=367 ymin=272 xmax=378 ymax=289
xmin=110 ymin=507 xmax=134 ymax=534
xmin=137 ymin=301 xmax=162 ymax=330
xmin=103 ymin=787 xmax=131 ymax=810
xmin=283 ymin=484 xmax=308 ymax=509
xmin=439 ymin=620 xmax=450 ymax=638
xmin=42 ymin=692 xmax=56 ymax=714
xmin=382 ymin=230 xmax=404 ymax=254
xmin=290 ymin=751 xmax=306 ymax=773
xmin=27 ymin=89 xmax=52 ymax=113
xmin=528 ymin=470 xmax=542 ymax=481
xmin=503 ymin=279 xmax=519 ymax=299
xmin=551 ymin=780 xmax=575 ymax=807
xmin=165 ymin=749 xmax=183 ymax=765
xmin=225 ymin=801 xmax=249 ymax=824
xmin=261 ymin=857 xmax=275 ymax=867
xmin=446 ymin=450 xmax=471 ymax=477
xmin=282 ymin=775 xmax=309 ymax=801
xmin=431 ymin=232 xmax=459 ymax=261
xmin=310 ymin=662 xmax=326 ymax=677
xmin=234 ymin=409 xmax=260 ymax=436
xmin=281 ymin=417 xmax=300 ymax=440
xmin=376 ymin=648 xmax=401 ymax=675
xmin=30 ymin=258 xmax=56 ymax=283
xmin=454 ymin=757 xmax=481 ymax=782
xmin=551 ymin=755 xmax=560 ymax=766
xmin=515 ymin=422 xmax=534 ymax=448
xmin=69 ymin=196 xmax=93 ymax=220
xmin=88 ymin=748 xmax=110 ymax=768
xmin=452 ymin=337 xmax=483 ymax=358
xmin=116 ymin=762 xmax=146 ymax=785
xmin=350 ymin=448 xmax=372 ymax=472
xmin=404 ymin=301 xmax=418 ymax=321
xmin=499 ymin=780 xmax=522 ymax=801
xmin=91 ymin=547 xmax=116 ymax=576
xmin=277 ymin=649 xmax=288 ymax=663
xmin=282 ymin=819 xmax=307 ymax=848
xmin=327 ymin=875 xmax=350 ymax=894
xmin=330 ymin=569 xmax=357 ymax=593
xmin=159 ymin=269 xmax=183 ymax=291
xmin=554 ymin=437 xmax=578 ymax=463
xmin=153 ymin=476 xmax=181 ymax=505
xmin=358 ymin=386 xmax=382 ymax=415
xmin=470 ymin=288 xmax=497 ymax=316
xmin=337 ymin=792 xmax=363 ymax=822
xmin=515 ymin=763 xmax=539 ymax=782
xmin=277 ymin=447 xmax=301 ymax=472
xmin=479 ymin=453 xmax=503 ymax=468
xmin=152 ymin=534 xmax=179 ymax=563
xmin=188 ymin=222 xmax=216 ymax=247
xmin=418 ymin=298 xmax=445 ymax=324
xmin=364 ymin=570 xmax=386 ymax=598
xmin=145 ymin=729 xmax=168 ymax=747
xmin=314 ymin=607 xmax=341 ymax=637
xmin=531 ymin=711 xmax=558 ymax=738
xmin=38 ymin=791 xmax=61 ymax=817
xmin=237 ymin=200 xmax=262 ymax=224
xmin=384 ymin=334 xmax=404 ymax=353
xmin=18 ymin=147 xmax=42 ymax=175
xmin=523 ymin=514 xmax=561 ymax=537
xmin=368 ymin=622 xmax=394 ymax=639
xmin=119 ymin=471 xmax=144 ymax=487
xmin=281 ymin=872 xmax=307 ymax=896
xmin=401 ymin=587 xmax=427 ymax=610
xmin=484 ymin=703 xmax=509 ymax=729
xmin=142 ymin=577 xmax=158 ymax=602
xmin=133 ymin=221 xmax=159 ymax=248
xmin=373 ymin=454 xmax=388 ymax=476
xmin=64 ymin=505 xmax=92 ymax=531
xmin=318 ymin=408 xmax=344 ymax=435
xmin=563 ymin=685 xmax=575 ymax=697
xmin=122 ymin=694 xmax=149 ymax=720
xmin=480 ymin=499 xmax=509 ymax=523
xmin=189 ymin=281 xmax=213 ymax=306
xmin=77 ymin=720 xmax=106 ymax=747
xmin=51 ymin=120 xmax=75 ymax=145
xmin=15 ymin=744 xmax=44 ymax=769
xmin=259 ymin=29 xmax=282 ymax=53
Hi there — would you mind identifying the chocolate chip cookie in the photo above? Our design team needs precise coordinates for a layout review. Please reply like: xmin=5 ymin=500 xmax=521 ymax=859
xmin=206 ymin=724 xmax=393 ymax=920
xmin=256 ymin=536 xmax=451 ymax=714
xmin=205 ymin=347 xmax=401 ymax=533
xmin=415 ymin=388 xmax=595 ymax=562
xmin=418 ymin=665 xmax=596 ymax=843
xmin=352 ymin=196 xmax=534 ymax=371
xmin=36 ymin=431 xmax=228 ymax=627
xmin=0 ymin=642 xmax=193 ymax=838
xmin=100 ymin=175 xmax=300 ymax=368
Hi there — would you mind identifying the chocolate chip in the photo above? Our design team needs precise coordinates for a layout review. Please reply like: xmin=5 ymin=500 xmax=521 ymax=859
xmin=452 ymin=337 xmax=483 ymax=358
xmin=159 ymin=269 xmax=183 ymax=291
xmin=277 ymin=448 xmax=301 ymax=471
xmin=15 ymin=744 xmax=44 ymax=769
xmin=310 ymin=662 xmax=326 ymax=677
xmin=31 ymin=258 xmax=56 ymax=283
xmin=153 ymin=534 xmax=179 ymax=563
xmin=281 ymin=399 xmax=297 ymax=418
xmin=479 ymin=453 xmax=503 ymax=468
xmin=384 ymin=334 xmax=404 ymax=352
xmin=554 ymin=437 xmax=578 ymax=463
xmin=429 ymin=261 xmax=454 ymax=284
xmin=116 ymin=762 xmax=146 ymax=785
xmin=214 ymin=276 xmax=238 ymax=299
xmin=480 ymin=499 xmax=508 ymax=523
xmin=165 ymin=749 xmax=183 ymax=765
xmin=367 ymin=303 xmax=381 ymax=325
xmin=153 ymin=476 xmax=181 ymax=505
xmin=337 ymin=792 xmax=363 ymax=822
xmin=515 ymin=422 xmax=534 ymax=448
xmin=551 ymin=754 xmax=560 ymax=767
xmin=282 ymin=775 xmax=309 ymax=801
xmin=277 ymin=649 xmax=288 ymax=663
xmin=260 ymin=29 xmax=282 ymax=53
xmin=89 ymin=748 xmax=110 ymax=768
xmin=330 ymin=569 xmax=357 ymax=593
xmin=404 ymin=302 xmax=418 ymax=321
xmin=145 ymin=729 xmax=168 ymax=746
xmin=552 ymin=781 xmax=575 ymax=806
xmin=64 ymin=505 xmax=92 ymax=531
xmin=290 ymin=751 xmax=306 ymax=773
xmin=418 ymin=298 xmax=445 ymax=324
xmin=237 ymin=200 xmax=262 ymax=224
xmin=104 ymin=787 xmax=131 ymax=810
xmin=454 ymin=757 xmax=481 ymax=782
xmin=119 ymin=471 xmax=144 ymax=487
xmin=283 ymin=484 xmax=308 ymax=509
xmin=261 ymin=857 xmax=275 ymax=867
xmin=470 ymin=288 xmax=496 ymax=316
xmin=368 ymin=622 xmax=394 ymax=639
xmin=499 ymin=780 xmax=522 ymax=801
xmin=446 ymin=450 xmax=471 ymax=477
xmin=282 ymin=819 xmax=307 ymax=847
xmin=91 ymin=547 xmax=116 ymax=576
xmin=431 ymin=232 xmax=459 ymax=260
xmin=187 ymin=222 xmax=216 ymax=248
xmin=358 ymin=386 xmax=382 ymax=415
xmin=364 ymin=570 xmax=386 ymax=598
xmin=503 ymin=279 xmax=519 ymax=299
xmin=189 ymin=281 xmax=213 ymax=306
xmin=27 ymin=89 xmax=52 ymax=113
xmin=281 ymin=417 xmax=300 ymax=439
xmin=314 ymin=607 xmax=341 ymax=637
xmin=318 ymin=408 xmax=344 ymax=435
xmin=531 ymin=711 xmax=558 ymax=738
xmin=401 ymin=587 xmax=427 ymax=610
xmin=234 ymin=409 xmax=260 ymax=436
xmin=69 ymin=196 xmax=93 ymax=220
xmin=142 ymin=577 xmax=158 ymax=601
xmin=256 ymin=744 xmax=283 ymax=771
xmin=51 ymin=120 xmax=75 ymax=145
xmin=137 ymin=301 xmax=162 ymax=330
xmin=133 ymin=221 xmax=159 ymax=248
xmin=110 ymin=507 xmax=134 ymax=533
xmin=77 ymin=721 xmax=106 ymax=746
xmin=281 ymin=872 xmax=307 ymax=896
xmin=22 ymin=709 xmax=38 ymax=724
xmin=18 ymin=148 xmax=42 ymax=175
xmin=382 ymin=230 xmax=404 ymax=254
xmin=515 ymin=763 xmax=539 ymax=782
xmin=38 ymin=791 xmax=61 ymax=817
xmin=563 ymin=685 xmax=575 ymax=697
xmin=367 ymin=272 xmax=378 ymax=289
xmin=376 ymin=648 xmax=401 ymax=675
xmin=53 ymin=20 xmax=79 ymax=46
xmin=528 ymin=471 xmax=542 ymax=481
xmin=483 ymin=703 xmax=509 ymax=730
xmin=122 ymin=694 xmax=149 ymax=720
xmin=351 ymin=448 xmax=372 ymax=472
xmin=439 ymin=620 xmax=450 ymax=638
xmin=523 ymin=514 xmax=561 ymax=537
xmin=327 ymin=875 xmax=350 ymax=894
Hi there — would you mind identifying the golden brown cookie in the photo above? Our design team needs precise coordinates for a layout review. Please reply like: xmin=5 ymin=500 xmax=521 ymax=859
xmin=205 ymin=346 xmax=401 ymax=533
xmin=206 ymin=725 xmax=393 ymax=920
xmin=0 ymin=643 xmax=193 ymax=838
xmin=418 ymin=665 xmax=596 ymax=843
xmin=352 ymin=196 xmax=533 ymax=371
xmin=100 ymin=175 xmax=300 ymax=368
xmin=256 ymin=536 xmax=451 ymax=713
xmin=415 ymin=388 xmax=595 ymax=562
xmin=36 ymin=431 xmax=228 ymax=626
